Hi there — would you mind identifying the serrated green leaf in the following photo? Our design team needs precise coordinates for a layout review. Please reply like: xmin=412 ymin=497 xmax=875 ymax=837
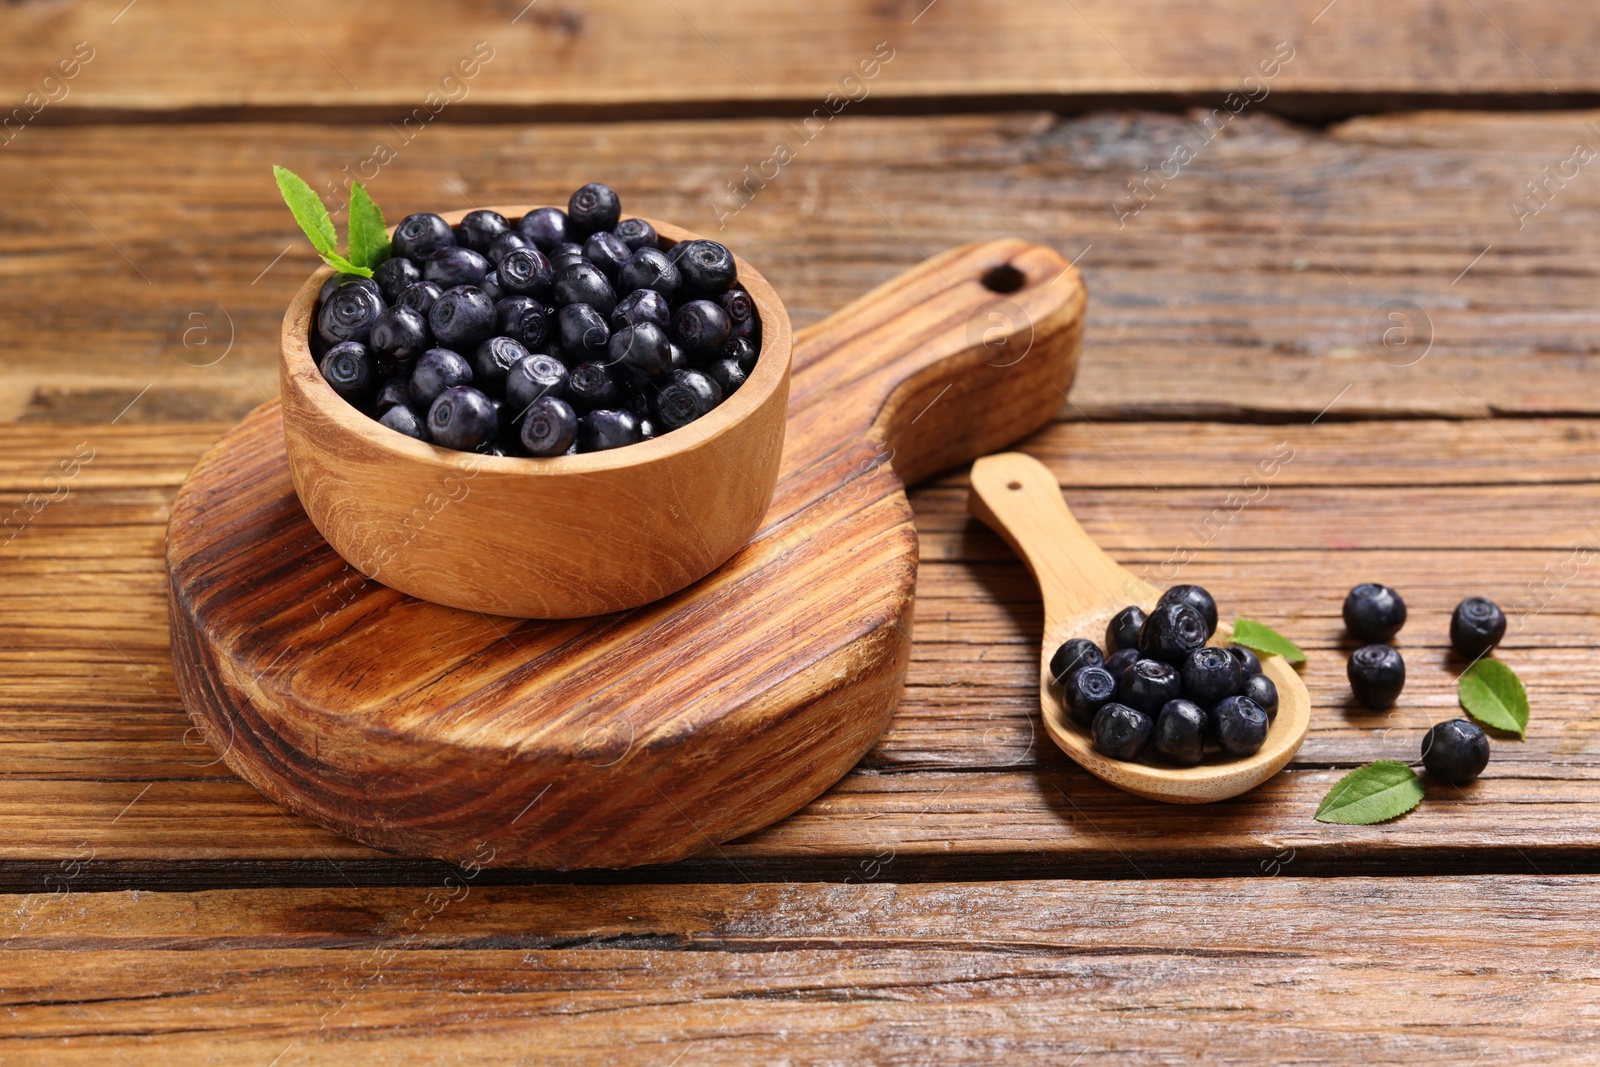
xmin=318 ymin=249 xmax=373 ymax=278
xmin=1315 ymin=760 xmax=1425 ymax=824
xmin=1458 ymin=659 xmax=1528 ymax=738
xmin=273 ymin=165 xmax=336 ymax=256
xmin=1230 ymin=618 xmax=1307 ymax=663
xmin=346 ymin=182 xmax=390 ymax=270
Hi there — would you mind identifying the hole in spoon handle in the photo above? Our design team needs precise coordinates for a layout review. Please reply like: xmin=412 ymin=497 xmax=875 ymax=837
xmin=967 ymin=452 xmax=1155 ymax=628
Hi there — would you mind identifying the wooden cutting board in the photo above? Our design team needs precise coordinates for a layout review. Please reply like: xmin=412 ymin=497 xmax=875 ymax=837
xmin=166 ymin=239 xmax=1086 ymax=870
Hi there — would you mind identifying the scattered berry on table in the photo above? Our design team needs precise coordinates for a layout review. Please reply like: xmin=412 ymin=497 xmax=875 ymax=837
xmin=1154 ymin=699 xmax=1208 ymax=766
xmin=1106 ymin=605 xmax=1147 ymax=653
xmin=1421 ymin=719 xmax=1490 ymax=785
xmin=1343 ymin=583 xmax=1407 ymax=642
xmin=1347 ymin=643 xmax=1405 ymax=709
xmin=1092 ymin=703 xmax=1153 ymax=761
xmin=1450 ymin=597 xmax=1507 ymax=660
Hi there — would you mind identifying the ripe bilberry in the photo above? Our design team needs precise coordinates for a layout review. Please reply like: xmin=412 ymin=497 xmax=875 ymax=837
xmin=423 ymin=246 xmax=491 ymax=289
xmin=1450 ymin=597 xmax=1506 ymax=660
xmin=1157 ymin=584 xmax=1218 ymax=637
xmin=520 ymin=396 xmax=579 ymax=457
xmin=455 ymin=209 xmax=511 ymax=255
xmin=1347 ymin=644 xmax=1405 ymax=709
xmin=1138 ymin=602 xmax=1208 ymax=666
xmin=1065 ymin=665 xmax=1118 ymax=727
xmin=1344 ymin=583 xmax=1407 ymax=642
xmin=410 ymin=348 xmax=474 ymax=408
xmin=568 ymin=183 xmax=622 ymax=236
xmin=578 ymin=407 xmax=641 ymax=451
xmin=1421 ymin=719 xmax=1490 ymax=785
xmin=1211 ymin=696 xmax=1268 ymax=756
xmin=427 ymin=386 xmax=498 ymax=451
xmin=1092 ymin=703 xmax=1153 ymax=761
xmin=1181 ymin=646 xmax=1241 ymax=708
xmin=392 ymin=213 xmax=456 ymax=260
xmin=319 ymin=342 xmax=377 ymax=405
xmin=1050 ymin=637 xmax=1104 ymax=685
xmin=427 ymin=286 xmax=497 ymax=351
xmin=1154 ymin=699 xmax=1208 ymax=766
xmin=1105 ymin=606 xmax=1146 ymax=653
xmin=1120 ymin=658 xmax=1182 ymax=715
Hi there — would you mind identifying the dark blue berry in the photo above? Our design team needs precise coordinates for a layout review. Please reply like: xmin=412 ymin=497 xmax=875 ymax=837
xmin=1064 ymin=665 xmax=1117 ymax=727
xmin=568 ymin=361 xmax=623 ymax=411
xmin=611 ymin=288 xmax=671 ymax=331
xmin=1451 ymin=597 xmax=1506 ymax=660
xmin=498 ymin=248 xmax=554 ymax=299
xmin=653 ymin=368 xmax=722 ymax=430
xmin=613 ymin=217 xmax=657 ymax=251
xmin=610 ymin=322 xmax=672 ymax=379
xmin=471 ymin=336 xmax=528 ymax=395
xmin=409 ymin=348 xmax=473 ymax=408
xmin=1348 ymin=644 xmax=1405 ymax=709
xmin=1344 ymin=583 xmax=1407 ymax=642
xmin=1227 ymin=645 xmax=1262 ymax=676
xmin=317 ymin=283 xmax=385 ymax=346
xmin=393 ymin=213 xmax=455 ymax=260
xmin=718 ymin=288 xmax=760 ymax=341
xmin=486 ymin=231 xmax=532 ymax=266
xmin=1092 ymin=703 xmax=1153 ymax=761
xmin=1120 ymin=658 xmax=1182 ymax=715
xmin=549 ymin=242 xmax=586 ymax=271
xmin=373 ymin=375 xmax=413 ymax=415
xmin=705 ymin=358 xmax=748 ymax=397
xmin=397 ymin=280 xmax=444 ymax=317
xmin=427 ymin=386 xmax=497 ymax=451
xmin=1139 ymin=602 xmax=1209 ymax=666
xmin=495 ymin=296 xmax=550 ymax=351
xmin=516 ymin=207 xmax=569 ymax=252
xmin=1104 ymin=646 xmax=1140 ymax=684
xmin=506 ymin=352 xmax=571 ymax=415
xmin=555 ymin=263 xmax=618 ymax=317
xmin=1154 ymin=699 xmax=1208 ymax=766
xmin=318 ymin=272 xmax=382 ymax=307
xmin=455 ymin=209 xmax=510 ymax=255
xmin=1181 ymin=645 xmax=1241 ymax=708
xmin=368 ymin=305 xmax=431 ymax=370
xmin=519 ymin=396 xmax=579 ymax=456
xmin=1106 ymin=606 xmax=1146 ymax=653
xmin=319 ymin=341 xmax=378 ymax=405
xmin=1212 ymin=696 xmax=1268 ymax=756
xmin=723 ymin=336 xmax=759 ymax=373
xmin=428 ymin=286 xmax=497 ymax=352
xmin=578 ymin=408 xmax=640 ymax=452
xmin=559 ymin=303 xmax=611 ymax=358
xmin=666 ymin=342 xmax=690 ymax=373
xmin=675 ymin=239 xmax=737 ymax=298
xmin=1157 ymin=584 xmax=1218 ymax=637
xmin=373 ymin=256 xmax=422 ymax=304
xmin=378 ymin=403 xmax=429 ymax=441
xmin=567 ymin=183 xmax=621 ymax=236
xmin=479 ymin=271 xmax=504 ymax=303
xmin=1049 ymin=637 xmax=1104 ymax=685
xmin=618 ymin=248 xmax=680 ymax=300
xmin=424 ymin=246 xmax=491 ymax=289
xmin=583 ymin=231 xmax=632 ymax=281
xmin=1421 ymin=719 xmax=1490 ymax=784
xmin=672 ymin=299 xmax=732 ymax=357
xmin=1240 ymin=673 xmax=1278 ymax=720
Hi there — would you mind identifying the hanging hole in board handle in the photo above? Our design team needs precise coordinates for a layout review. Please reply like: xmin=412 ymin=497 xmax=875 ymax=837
xmin=981 ymin=263 xmax=1027 ymax=293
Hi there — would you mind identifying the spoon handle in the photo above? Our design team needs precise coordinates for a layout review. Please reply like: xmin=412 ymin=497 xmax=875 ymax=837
xmin=967 ymin=452 xmax=1158 ymax=631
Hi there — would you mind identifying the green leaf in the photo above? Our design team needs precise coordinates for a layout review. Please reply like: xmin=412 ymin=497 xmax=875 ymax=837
xmin=318 ymin=249 xmax=373 ymax=278
xmin=1315 ymin=761 xmax=1425 ymax=824
xmin=1458 ymin=659 xmax=1529 ymax=738
xmin=1229 ymin=618 xmax=1307 ymax=663
xmin=273 ymin=165 xmax=336 ymax=256
xmin=346 ymin=182 xmax=390 ymax=270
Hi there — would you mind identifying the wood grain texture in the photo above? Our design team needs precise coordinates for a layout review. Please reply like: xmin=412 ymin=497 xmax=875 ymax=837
xmin=968 ymin=452 xmax=1310 ymax=802
xmin=4 ymin=0 xmax=1599 ymax=119
xmin=3 ymin=877 xmax=1595 ymax=1063
xmin=5 ymin=416 xmax=1600 ymax=879
xmin=165 ymin=240 xmax=1086 ymax=869
xmin=279 ymin=213 xmax=793 ymax=618
xmin=5 ymin=110 xmax=1600 ymax=424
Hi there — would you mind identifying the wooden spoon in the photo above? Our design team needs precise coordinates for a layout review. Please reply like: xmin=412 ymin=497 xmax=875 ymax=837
xmin=968 ymin=452 xmax=1309 ymax=803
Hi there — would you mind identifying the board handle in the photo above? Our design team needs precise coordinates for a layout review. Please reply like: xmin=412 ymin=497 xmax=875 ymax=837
xmin=968 ymin=452 xmax=1158 ymax=631
xmin=785 ymin=239 xmax=1087 ymax=485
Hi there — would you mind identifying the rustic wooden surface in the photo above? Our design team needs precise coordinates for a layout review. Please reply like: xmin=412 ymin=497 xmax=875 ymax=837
xmin=167 ymin=240 xmax=1083 ymax=869
xmin=4 ymin=2 xmax=1600 ymax=1058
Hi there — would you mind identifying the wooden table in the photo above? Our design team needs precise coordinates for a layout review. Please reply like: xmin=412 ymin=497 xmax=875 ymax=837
xmin=5 ymin=2 xmax=1600 ymax=1061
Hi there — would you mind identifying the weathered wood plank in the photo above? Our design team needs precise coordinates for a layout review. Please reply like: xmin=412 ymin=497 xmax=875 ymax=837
xmin=3 ymin=418 xmax=1599 ymax=877
xmin=1 ymin=878 xmax=1593 ymax=1063
xmin=4 ymin=111 xmax=1600 ymax=422
xmin=4 ymin=0 xmax=1598 ymax=121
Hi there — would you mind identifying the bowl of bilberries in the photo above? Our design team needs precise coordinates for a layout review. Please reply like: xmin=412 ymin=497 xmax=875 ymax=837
xmin=272 ymin=169 xmax=792 ymax=619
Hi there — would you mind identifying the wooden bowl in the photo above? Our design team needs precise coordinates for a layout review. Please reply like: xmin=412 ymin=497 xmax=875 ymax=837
xmin=279 ymin=208 xmax=792 ymax=619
